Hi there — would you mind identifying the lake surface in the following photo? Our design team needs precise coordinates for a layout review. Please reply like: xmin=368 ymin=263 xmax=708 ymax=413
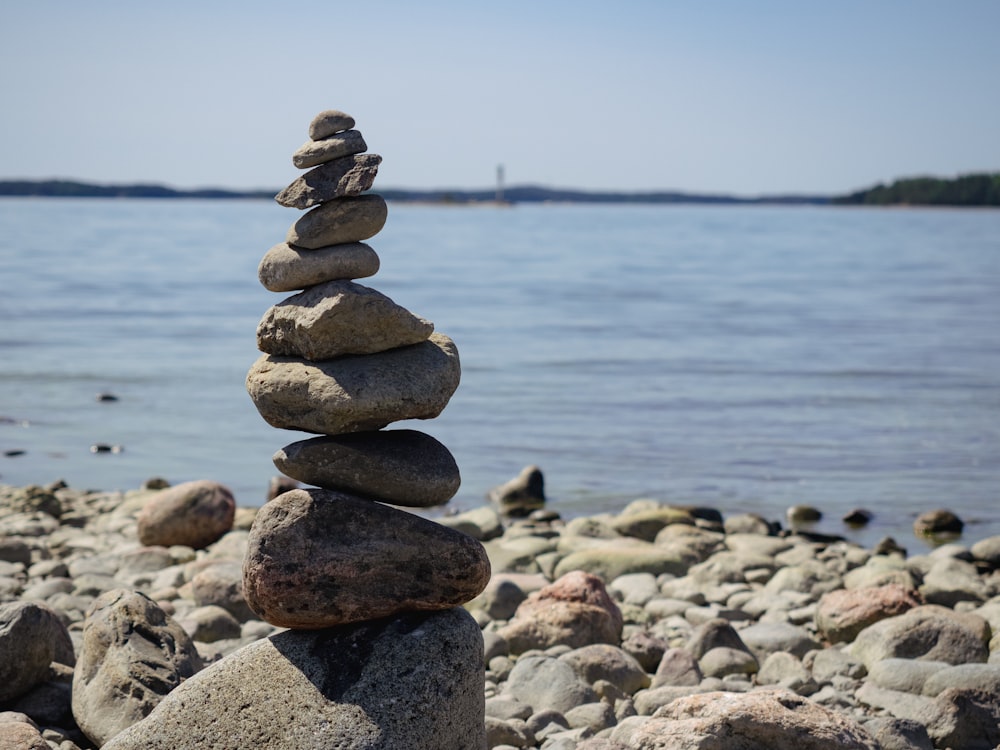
xmin=1 ymin=198 xmax=998 ymax=550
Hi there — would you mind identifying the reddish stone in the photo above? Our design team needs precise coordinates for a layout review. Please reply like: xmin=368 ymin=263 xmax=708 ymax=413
xmin=136 ymin=480 xmax=235 ymax=550
xmin=815 ymin=583 xmax=923 ymax=644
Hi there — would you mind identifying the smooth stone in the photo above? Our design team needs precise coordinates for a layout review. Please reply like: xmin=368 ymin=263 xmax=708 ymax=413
xmin=246 ymin=332 xmax=460 ymax=435
xmin=634 ymin=689 xmax=879 ymax=750
xmin=918 ymin=555 xmax=990 ymax=606
xmin=242 ymin=488 xmax=490 ymax=629
xmin=71 ymin=589 xmax=202 ymax=746
xmin=275 ymin=153 xmax=382 ymax=209
xmin=920 ymin=662 xmax=1000 ymax=697
xmin=292 ymin=129 xmax=367 ymax=169
xmin=559 ymin=644 xmax=650 ymax=695
xmin=504 ymin=655 xmax=598 ymax=715
xmin=867 ymin=658 xmax=950 ymax=694
xmin=309 ymin=109 xmax=355 ymax=140
xmin=848 ymin=605 xmax=989 ymax=668
xmin=738 ymin=620 xmax=821 ymax=660
xmin=970 ymin=534 xmax=1000 ymax=566
xmin=102 ymin=608 xmax=485 ymax=750
xmin=698 ymin=646 xmax=759 ymax=678
xmin=273 ymin=430 xmax=460 ymax=507
xmin=611 ymin=506 xmax=694 ymax=542
xmin=175 ymin=605 xmax=242 ymax=643
xmin=757 ymin=651 xmax=810 ymax=687
xmin=652 ymin=647 xmax=703 ymax=688
xmin=488 ymin=465 xmax=546 ymax=517
xmin=286 ymin=194 xmax=388 ymax=249
xmin=0 ymin=601 xmax=75 ymax=703
xmin=438 ymin=505 xmax=504 ymax=541
xmin=257 ymin=242 xmax=379 ymax=292
xmin=864 ymin=717 xmax=934 ymax=750
xmin=136 ymin=480 xmax=235 ymax=550
xmin=256 ymin=280 xmax=433 ymax=361
xmin=553 ymin=542 xmax=697 ymax=582
xmin=189 ymin=563 xmax=255 ymax=621
xmin=0 ymin=719 xmax=48 ymax=750
xmin=913 ymin=509 xmax=964 ymax=536
xmin=497 ymin=571 xmax=623 ymax=655
xmin=815 ymin=583 xmax=922 ymax=643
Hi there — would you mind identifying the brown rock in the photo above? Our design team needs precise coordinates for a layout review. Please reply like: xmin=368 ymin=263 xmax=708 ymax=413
xmin=497 ymin=571 xmax=623 ymax=654
xmin=0 ymin=602 xmax=74 ymax=703
xmin=632 ymin=689 xmax=879 ymax=750
xmin=815 ymin=583 xmax=923 ymax=644
xmin=309 ymin=109 xmax=355 ymax=140
xmin=286 ymin=194 xmax=388 ymax=249
xmin=256 ymin=280 xmax=433 ymax=361
xmin=136 ymin=480 xmax=235 ymax=550
xmin=275 ymin=154 xmax=382 ymax=209
xmin=0 ymin=719 xmax=48 ymax=750
xmin=246 ymin=332 xmax=461 ymax=435
xmin=257 ymin=242 xmax=380 ymax=292
xmin=488 ymin=464 xmax=545 ymax=517
xmin=293 ymin=129 xmax=367 ymax=169
xmin=914 ymin=509 xmax=964 ymax=536
xmin=273 ymin=430 xmax=460 ymax=507
xmin=242 ymin=488 xmax=491 ymax=628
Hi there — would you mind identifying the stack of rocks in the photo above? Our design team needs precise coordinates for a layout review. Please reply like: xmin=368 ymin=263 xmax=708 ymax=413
xmin=105 ymin=110 xmax=491 ymax=750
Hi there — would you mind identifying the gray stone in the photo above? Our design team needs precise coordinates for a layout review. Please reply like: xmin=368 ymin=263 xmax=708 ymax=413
xmin=242 ymin=488 xmax=490 ymax=629
xmin=287 ymin=194 xmax=388 ymax=249
xmin=308 ymin=109 xmax=355 ymax=140
xmin=0 ymin=601 xmax=74 ymax=703
xmin=246 ymin=332 xmax=460 ymax=435
xmin=256 ymin=280 xmax=433 ymax=361
xmin=559 ymin=644 xmax=650 ymax=694
xmin=919 ymin=555 xmax=990 ymax=607
xmin=71 ymin=589 xmax=202 ymax=747
xmin=438 ymin=505 xmax=504 ymax=541
xmin=489 ymin=465 xmax=545 ymax=517
xmin=485 ymin=716 xmax=533 ymax=749
xmin=698 ymin=646 xmax=759 ymax=678
xmin=102 ymin=607 xmax=485 ymax=750
xmin=504 ymin=655 xmax=597 ymax=714
xmin=921 ymin=663 xmax=1000 ymax=697
xmin=292 ymin=129 xmax=367 ymax=169
xmin=621 ymin=630 xmax=669 ymax=673
xmin=177 ymin=605 xmax=242 ymax=643
xmin=564 ymin=702 xmax=616 ymax=733
xmin=136 ymin=480 xmax=235 ymax=550
xmin=652 ymin=647 xmax=703 ymax=688
xmin=0 ymin=717 xmax=48 ymax=750
xmin=189 ymin=563 xmax=255 ymax=622
xmin=867 ymin=658 xmax=949 ymax=694
xmin=970 ymin=534 xmax=1000 ymax=566
xmin=276 ymin=154 xmax=382 ymax=209
xmin=257 ymin=242 xmax=380 ymax=292
xmin=738 ymin=620 xmax=821 ymax=660
xmin=864 ymin=717 xmax=934 ymax=750
xmin=633 ymin=689 xmax=879 ymax=750
xmin=757 ymin=651 xmax=810 ymax=686
xmin=848 ymin=605 xmax=989 ymax=667
xmin=273 ymin=430 xmax=460 ymax=507
xmin=922 ymin=686 xmax=1000 ymax=750
xmin=553 ymin=542 xmax=696 ymax=582
xmin=686 ymin=618 xmax=751 ymax=659
xmin=913 ymin=508 xmax=963 ymax=536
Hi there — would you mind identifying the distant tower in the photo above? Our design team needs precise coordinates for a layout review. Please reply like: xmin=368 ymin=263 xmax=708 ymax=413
xmin=496 ymin=164 xmax=505 ymax=203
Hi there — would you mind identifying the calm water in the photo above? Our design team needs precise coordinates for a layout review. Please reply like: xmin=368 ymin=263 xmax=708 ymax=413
xmin=1 ymin=198 xmax=999 ymax=549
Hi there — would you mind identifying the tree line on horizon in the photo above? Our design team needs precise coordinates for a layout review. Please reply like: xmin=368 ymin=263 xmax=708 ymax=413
xmin=1 ymin=173 xmax=998 ymax=207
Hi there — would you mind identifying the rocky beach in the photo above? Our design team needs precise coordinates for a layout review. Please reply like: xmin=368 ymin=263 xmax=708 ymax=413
xmin=1 ymin=475 xmax=999 ymax=749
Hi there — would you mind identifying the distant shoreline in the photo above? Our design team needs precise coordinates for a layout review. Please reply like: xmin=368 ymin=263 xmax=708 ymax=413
xmin=1 ymin=173 xmax=998 ymax=207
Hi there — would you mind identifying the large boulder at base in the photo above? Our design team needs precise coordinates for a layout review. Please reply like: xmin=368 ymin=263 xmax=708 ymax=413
xmin=257 ymin=242 xmax=380 ymax=292
xmin=246 ymin=332 xmax=461 ymax=435
xmin=71 ymin=589 xmax=202 ymax=746
xmin=630 ymin=690 xmax=879 ymax=750
xmin=101 ymin=608 xmax=485 ymax=750
xmin=847 ymin=605 xmax=989 ymax=668
xmin=815 ymin=583 xmax=922 ymax=644
xmin=497 ymin=570 xmax=623 ymax=654
xmin=286 ymin=194 xmax=388 ymax=249
xmin=136 ymin=480 xmax=235 ymax=550
xmin=255 ymin=280 xmax=433 ymax=361
xmin=292 ymin=129 xmax=367 ymax=169
xmin=0 ymin=601 xmax=75 ymax=703
xmin=276 ymin=153 xmax=382 ymax=209
xmin=242 ymin=488 xmax=490 ymax=629
xmin=273 ymin=430 xmax=461 ymax=507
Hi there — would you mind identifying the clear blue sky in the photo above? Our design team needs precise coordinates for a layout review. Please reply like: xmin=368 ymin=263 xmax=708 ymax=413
xmin=2 ymin=1 xmax=997 ymax=195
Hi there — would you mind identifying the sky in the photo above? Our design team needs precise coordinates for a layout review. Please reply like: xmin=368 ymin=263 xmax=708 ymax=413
xmin=1 ymin=1 xmax=998 ymax=196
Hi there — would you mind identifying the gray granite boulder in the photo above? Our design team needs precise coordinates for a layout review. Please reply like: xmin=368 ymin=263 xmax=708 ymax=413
xmin=308 ymin=109 xmax=355 ymax=140
xmin=292 ymin=129 xmax=367 ymax=169
xmin=257 ymin=241 xmax=380 ymax=292
xmin=504 ymin=655 xmax=597 ymax=715
xmin=71 ymin=589 xmax=202 ymax=746
xmin=273 ymin=430 xmax=461 ymax=507
xmin=102 ymin=607 xmax=485 ymax=750
xmin=246 ymin=332 xmax=460 ymax=435
xmin=256 ymin=280 xmax=433 ymax=361
xmin=559 ymin=644 xmax=651 ymax=695
xmin=276 ymin=154 xmax=382 ymax=209
xmin=242 ymin=488 xmax=490 ymax=629
xmin=0 ymin=601 xmax=74 ymax=703
xmin=136 ymin=480 xmax=235 ymax=550
xmin=848 ymin=605 xmax=989 ymax=667
xmin=286 ymin=194 xmax=388 ymax=249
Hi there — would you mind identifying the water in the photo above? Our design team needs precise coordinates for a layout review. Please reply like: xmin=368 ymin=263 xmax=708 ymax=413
xmin=1 ymin=198 xmax=998 ymax=550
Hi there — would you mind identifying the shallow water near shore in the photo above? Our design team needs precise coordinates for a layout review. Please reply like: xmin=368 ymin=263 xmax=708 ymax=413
xmin=1 ymin=197 xmax=998 ymax=549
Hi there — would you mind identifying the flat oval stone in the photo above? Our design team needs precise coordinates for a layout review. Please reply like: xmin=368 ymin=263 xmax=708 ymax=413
xmin=258 ymin=242 xmax=380 ymax=292
xmin=273 ymin=429 xmax=460 ymax=507
xmin=276 ymin=154 xmax=382 ymax=209
xmin=256 ymin=280 xmax=433 ymax=360
xmin=292 ymin=129 xmax=367 ymax=169
xmin=136 ymin=480 xmax=235 ymax=550
xmin=287 ymin=194 xmax=388 ymax=249
xmin=242 ymin=488 xmax=491 ymax=628
xmin=309 ymin=109 xmax=355 ymax=140
xmin=246 ymin=332 xmax=460 ymax=435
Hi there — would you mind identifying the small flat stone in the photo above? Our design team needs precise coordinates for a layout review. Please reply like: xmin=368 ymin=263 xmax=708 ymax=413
xmin=273 ymin=429 xmax=460 ymax=507
xmin=246 ymin=332 xmax=460 ymax=435
xmin=242 ymin=488 xmax=491 ymax=628
xmin=293 ymin=129 xmax=367 ymax=169
xmin=287 ymin=194 xmax=388 ymax=249
xmin=276 ymin=154 xmax=382 ymax=209
xmin=256 ymin=280 xmax=433 ymax=360
xmin=309 ymin=109 xmax=355 ymax=140
xmin=257 ymin=242 xmax=380 ymax=292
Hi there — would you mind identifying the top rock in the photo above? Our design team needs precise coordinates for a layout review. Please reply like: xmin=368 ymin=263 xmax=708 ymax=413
xmin=309 ymin=110 xmax=355 ymax=140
